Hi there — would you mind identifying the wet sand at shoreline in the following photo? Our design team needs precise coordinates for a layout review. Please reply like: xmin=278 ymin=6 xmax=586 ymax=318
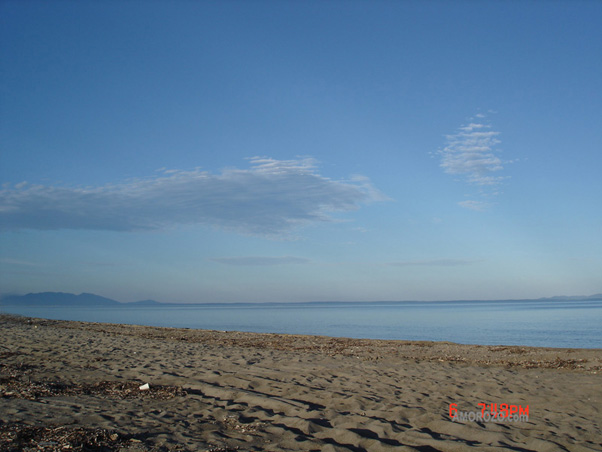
xmin=1 ymin=314 xmax=601 ymax=451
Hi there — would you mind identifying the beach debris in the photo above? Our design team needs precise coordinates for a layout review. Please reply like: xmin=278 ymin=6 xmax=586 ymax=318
xmin=0 ymin=422 xmax=152 ymax=452
xmin=0 ymin=369 xmax=186 ymax=401
xmin=218 ymin=415 xmax=266 ymax=434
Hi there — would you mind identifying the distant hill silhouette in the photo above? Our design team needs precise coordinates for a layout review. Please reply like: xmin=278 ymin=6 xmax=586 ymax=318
xmin=540 ymin=294 xmax=602 ymax=301
xmin=0 ymin=292 xmax=121 ymax=307
xmin=1 ymin=291 xmax=601 ymax=307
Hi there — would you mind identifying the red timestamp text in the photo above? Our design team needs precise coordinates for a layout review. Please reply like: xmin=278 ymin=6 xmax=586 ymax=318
xmin=449 ymin=403 xmax=529 ymax=418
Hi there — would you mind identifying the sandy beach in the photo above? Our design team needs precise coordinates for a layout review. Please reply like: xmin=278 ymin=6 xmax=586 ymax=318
xmin=1 ymin=314 xmax=601 ymax=451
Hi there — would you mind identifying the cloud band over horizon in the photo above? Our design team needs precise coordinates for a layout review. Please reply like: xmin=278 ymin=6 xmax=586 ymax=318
xmin=210 ymin=256 xmax=310 ymax=266
xmin=387 ymin=258 xmax=481 ymax=267
xmin=0 ymin=157 xmax=386 ymax=237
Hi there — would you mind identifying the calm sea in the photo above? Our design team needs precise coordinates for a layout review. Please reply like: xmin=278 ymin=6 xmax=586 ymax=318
xmin=2 ymin=299 xmax=601 ymax=349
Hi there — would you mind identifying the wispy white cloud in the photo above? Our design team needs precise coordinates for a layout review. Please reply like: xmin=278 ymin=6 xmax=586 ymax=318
xmin=387 ymin=259 xmax=481 ymax=267
xmin=457 ymin=200 xmax=491 ymax=211
xmin=438 ymin=115 xmax=507 ymax=186
xmin=0 ymin=157 xmax=386 ymax=237
xmin=210 ymin=256 xmax=310 ymax=266
xmin=81 ymin=261 xmax=119 ymax=268
xmin=436 ymin=114 xmax=510 ymax=210
xmin=439 ymin=125 xmax=503 ymax=186
xmin=0 ymin=258 xmax=42 ymax=267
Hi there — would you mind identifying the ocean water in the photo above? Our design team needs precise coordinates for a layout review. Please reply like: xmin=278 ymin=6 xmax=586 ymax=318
xmin=2 ymin=299 xmax=601 ymax=349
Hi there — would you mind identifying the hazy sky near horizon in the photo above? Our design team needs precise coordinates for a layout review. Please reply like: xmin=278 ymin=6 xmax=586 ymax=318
xmin=1 ymin=1 xmax=601 ymax=303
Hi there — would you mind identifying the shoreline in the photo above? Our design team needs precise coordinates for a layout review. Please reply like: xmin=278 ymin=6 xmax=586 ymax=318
xmin=1 ymin=314 xmax=601 ymax=451
xmin=3 ymin=314 xmax=602 ymax=369
xmin=3 ymin=300 xmax=601 ymax=349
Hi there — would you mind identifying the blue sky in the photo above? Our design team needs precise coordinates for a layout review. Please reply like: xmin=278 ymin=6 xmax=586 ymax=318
xmin=1 ymin=1 xmax=601 ymax=302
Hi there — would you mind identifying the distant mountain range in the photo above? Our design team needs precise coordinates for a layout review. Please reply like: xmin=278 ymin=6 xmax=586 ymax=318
xmin=1 ymin=291 xmax=601 ymax=307
xmin=0 ymin=292 xmax=161 ymax=307
xmin=538 ymin=294 xmax=602 ymax=301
